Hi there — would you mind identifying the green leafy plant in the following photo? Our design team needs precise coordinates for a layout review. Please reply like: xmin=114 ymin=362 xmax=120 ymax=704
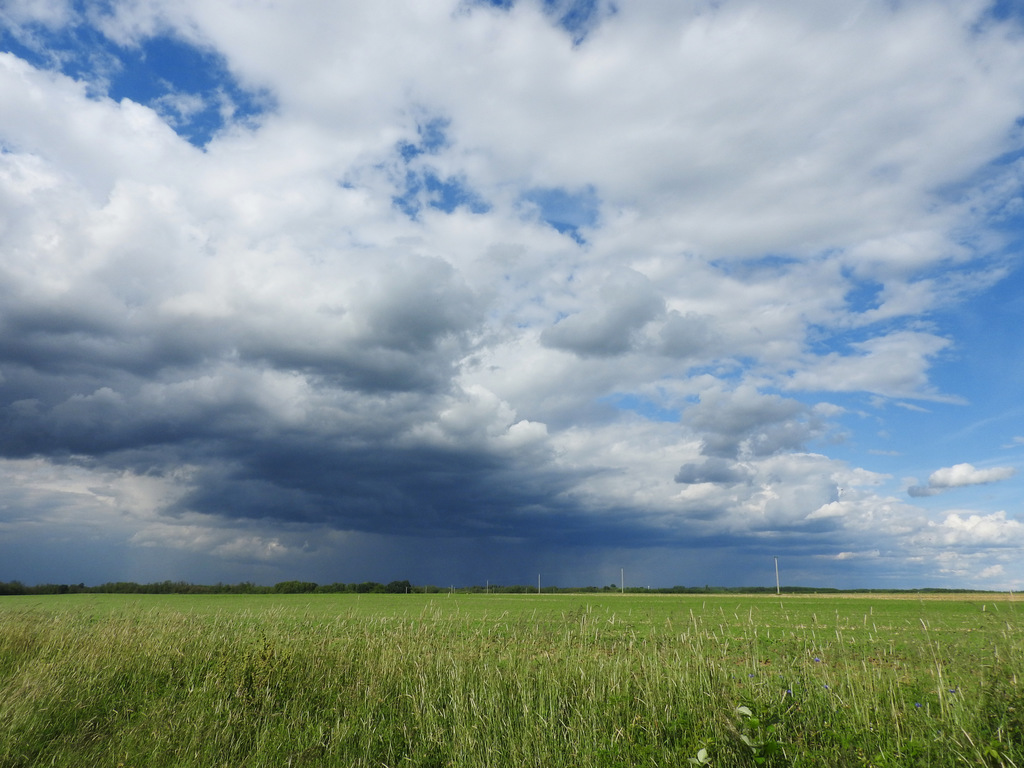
xmin=730 ymin=705 xmax=789 ymax=766
xmin=689 ymin=746 xmax=713 ymax=765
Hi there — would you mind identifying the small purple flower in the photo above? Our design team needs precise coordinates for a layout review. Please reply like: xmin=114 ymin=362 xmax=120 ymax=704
xmin=813 ymin=657 xmax=821 ymax=662
xmin=915 ymin=702 xmax=922 ymax=709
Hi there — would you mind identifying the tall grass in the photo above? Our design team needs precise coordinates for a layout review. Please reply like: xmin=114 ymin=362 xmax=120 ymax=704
xmin=0 ymin=595 xmax=1021 ymax=767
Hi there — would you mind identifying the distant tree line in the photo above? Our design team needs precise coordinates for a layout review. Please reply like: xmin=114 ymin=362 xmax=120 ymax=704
xmin=0 ymin=580 xmax=415 ymax=596
xmin=0 ymin=579 xmax=995 ymax=597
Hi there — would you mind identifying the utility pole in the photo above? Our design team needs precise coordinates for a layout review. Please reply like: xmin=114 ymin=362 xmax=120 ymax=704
xmin=621 ymin=568 xmax=624 ymax=594
xmin=774 ymin=556 xmax=780 ymax=596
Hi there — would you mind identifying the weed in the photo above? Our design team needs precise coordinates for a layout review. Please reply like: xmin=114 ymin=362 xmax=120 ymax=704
xmin=689 ymin=746 xmax=713 ymax=765
xmin=725 ymin=705 xmax=789 ymax=766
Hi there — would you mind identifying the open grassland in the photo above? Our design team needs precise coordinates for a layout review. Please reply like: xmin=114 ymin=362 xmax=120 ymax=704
xmin=1 ymin=593 xmax=1022 ymax=767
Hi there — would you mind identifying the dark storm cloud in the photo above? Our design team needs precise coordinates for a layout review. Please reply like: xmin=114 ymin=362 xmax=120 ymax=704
xmin=0 ymin=309 xmax=223 ymax=379
xmin=0 ymin=258 xmax=496 ymax=558
xmin=0 ymin=269 xmax=660 ymax=549
xmin=0 ymin=359 xmax=631 ymax=545
xmin=151 ymin=433 xmax=673 ymax=550
xmin=172 ymin=439 xmax=578 ymax=535
xmin=0 ymin=369 xmax=259 ymax=458
xmin=231 ymin=255 xmax=484 ymax=392
xmin=0 ymin=249 xmax=484 ymax=447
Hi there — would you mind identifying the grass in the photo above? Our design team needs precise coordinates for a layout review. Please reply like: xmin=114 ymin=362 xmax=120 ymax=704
xmin=0 ymin=592 xmax=1022 ymax=766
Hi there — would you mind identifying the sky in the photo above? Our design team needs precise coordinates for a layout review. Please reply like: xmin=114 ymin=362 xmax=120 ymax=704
xmin=2 ymin=0 xmax=1024 ymax=590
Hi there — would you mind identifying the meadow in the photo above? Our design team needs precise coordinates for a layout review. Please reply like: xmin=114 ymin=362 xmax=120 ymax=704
xmin=0 ymin=592 xmax=1021 ymax=767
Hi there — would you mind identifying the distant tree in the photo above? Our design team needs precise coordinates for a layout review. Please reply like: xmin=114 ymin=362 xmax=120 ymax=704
xmin=96 ymin=582 xmax=143 ymax=593
xmin=385 ymin=580 xmax=412 ymax=594
xmin=315 ymin=583 xmax=348 ymax=593
xmin=274 ymin=581 xmax=318 ymax=594
xmin=0 ymin=581 xmax=26 ymax=596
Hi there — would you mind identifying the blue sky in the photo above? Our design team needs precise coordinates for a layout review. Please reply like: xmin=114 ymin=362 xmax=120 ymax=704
xmin=2 ymin=0 xmax=1024 ymax=590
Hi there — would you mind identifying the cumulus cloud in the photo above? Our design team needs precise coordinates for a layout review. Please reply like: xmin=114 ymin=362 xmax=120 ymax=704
xmin=930 ymin=463 xmax=1017 ymax=488
xmin=541 ymin=269 xmax=664 ymax=357
xmin=784 ymin=331 xmax=961 ymax=401
xmin=915 ymin=511 xmax=1024 ymax=550
xmin=2 ymin=0 xmax=1024 ymax=587
xmin=908 ymin=463 xmax=1017 ymax=497
xmin=675 ymin=457 xmax=752 ymax=485
xmin=683 ymin=385 xmax=825 ymax=460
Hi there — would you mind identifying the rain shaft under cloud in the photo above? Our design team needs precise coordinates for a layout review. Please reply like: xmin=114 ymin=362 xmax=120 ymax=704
xmin=1 ymin=0 xmax=1024 ymax=589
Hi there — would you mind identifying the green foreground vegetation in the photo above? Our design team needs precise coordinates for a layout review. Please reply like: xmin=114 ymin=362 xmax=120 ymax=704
xmin=1 ymin=593 xmax=1021 ymax=767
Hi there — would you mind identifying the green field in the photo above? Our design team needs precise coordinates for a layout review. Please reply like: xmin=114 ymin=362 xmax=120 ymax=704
xmin=1 ymin=593 xmax=1021 ymax=767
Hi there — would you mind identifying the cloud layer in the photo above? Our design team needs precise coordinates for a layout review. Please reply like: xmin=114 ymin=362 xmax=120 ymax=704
xmin=1 ymin=0 xmax=1023 ymax=588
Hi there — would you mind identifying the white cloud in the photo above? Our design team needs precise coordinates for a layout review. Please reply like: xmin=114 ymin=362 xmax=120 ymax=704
xmin=909 ymin=463 xmax=1017 ymax=496
xmin=922 ymin=511 xmax=1024 ymax=548
xmin=784 ymin=331 xmax=960 ymax=401
xmin=0 ymin=0 xmax=74 ymax=29
xmin=894 ymin=402 xmax=932 ymax=413
xmin=130 ymin=521 xmax=299 ymax=562
xmin=829 ymin=550 xmax=880 ymax=561
xmin=979 ymin=564 xmax=1005 ymax=580
xmin=0 ymin=54 xmax=196 ymax=196
xmin=930 ymin=463 xmax=1017 ymax=488
xmin=0 ymin=456 xmax=192 ymax=534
